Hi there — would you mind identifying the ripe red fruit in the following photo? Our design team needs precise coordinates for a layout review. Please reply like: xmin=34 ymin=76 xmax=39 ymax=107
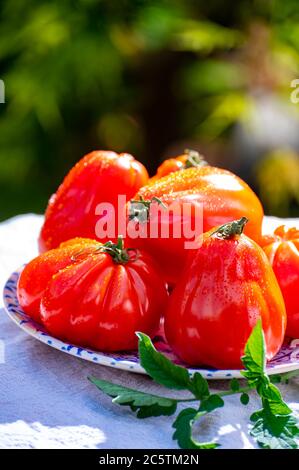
xmin=164 ymin=218 xmax=286 ymax=369
xmin=39 ymin=151 xmax=148 ymax=252
xmin=262 ymin=226 xmax=299 ymax=339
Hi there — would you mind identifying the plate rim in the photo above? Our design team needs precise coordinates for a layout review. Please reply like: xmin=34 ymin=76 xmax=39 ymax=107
xmin=3 ymin=266 xmax=299 ymax=380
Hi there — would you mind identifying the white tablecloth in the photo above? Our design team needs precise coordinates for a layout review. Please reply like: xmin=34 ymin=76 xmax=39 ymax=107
xmin=0 ymin=214 xmax=298 ymax=449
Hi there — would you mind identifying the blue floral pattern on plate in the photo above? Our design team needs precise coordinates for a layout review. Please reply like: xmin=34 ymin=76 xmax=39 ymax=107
xmin=3 ymin=267 xmax=299 ymax=379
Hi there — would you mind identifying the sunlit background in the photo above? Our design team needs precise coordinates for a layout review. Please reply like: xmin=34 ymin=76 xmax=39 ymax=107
xmin=0 ymin=0 xmax=299 ymax=221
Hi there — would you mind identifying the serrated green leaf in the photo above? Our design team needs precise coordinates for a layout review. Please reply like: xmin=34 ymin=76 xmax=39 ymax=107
xmin=136 ymin=402 xmax=177 ymax=419
xmin=241 ymin=320 xmax=265 ymax=383
xmin=264 ymin=383 xmax=291 ymax=404
xmin=199 ymin=394 xmax=224 ymax=413
xmin=250 ymin=403 xmax=299 ymax=449
xmin=240 ymin=393 xmax=249 ymax=405
xmin=262 ymin=383 xmax=292 ymax=416
xmin=266 ymin=401 xmax=293 ymax=417
xmin=172 ymin=408 xmax=219 ymax=449
xmin=230 ymin=378 xmax=240 ymax=392
xmin=89 ymin=324 xmax=299 ymax=451
xmin=90 ymin=377 xmax=172 ymax=406
xmin=190 ymin=372 xmax=210 ymax=400
xmin=89 ymin=376 xmax=177 ymax=418
xmin=255 ymin=375 xmax=270 ymax=396
xmin=137 ymin=332 xmax=192 ymax=390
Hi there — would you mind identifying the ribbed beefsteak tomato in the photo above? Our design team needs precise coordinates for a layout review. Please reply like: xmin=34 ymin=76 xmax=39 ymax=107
xmin=127 ymin=164 xmax=264 ymax=285
xmin=149 ymin=149 xmax=206 ymax=182
xmin=262 ymin=225 xmax=299 ymax=339
xmin=18 ymin=237 xmax=168 ymax=351
xmin=164 ymin=218 xmax=286 ymax=369
xmin=39 ymin=151 xmax=148 ymax=252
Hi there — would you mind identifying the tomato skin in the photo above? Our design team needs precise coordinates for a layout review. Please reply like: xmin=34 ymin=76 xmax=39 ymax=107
xmin=39 ymin=151 xmax=149 ymax=253
xmin=262 ymin=226 xmax=299 ymax=339
xmin=129 ymin=166 xmax=264 ymax=285
xmin=149 ymin=155 xmax=187 ymax=183
xmin=164 ymin=224 xmax=286 ymax=369
xmin=17 ymin=238 xmax=99 ymax=322
xmin=40 ymin=251 xmax=167 ymax=351
xmin=17 ymin=238 xmax=167 ymax=351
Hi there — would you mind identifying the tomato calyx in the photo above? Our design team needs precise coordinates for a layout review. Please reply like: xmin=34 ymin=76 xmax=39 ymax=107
xmin=129 ymin=196 xmax=167 ymax=223
xmin=70 ymin=237 xmax=138 ymax=264
xmin=99 ymin=236 xmax=138 ymax=264
xmin=210 ymin=217 xmax=249 ymax=239
xmin=183 ymin=149 xmax=207 ymax=169
xmin=274 ymin=225 xmax=299 ymax=241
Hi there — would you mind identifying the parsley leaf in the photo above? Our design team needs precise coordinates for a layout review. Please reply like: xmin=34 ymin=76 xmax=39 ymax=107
xmin=241 ymin=319 xmax=265 ymax=385
xmin=250 ymin=402 xmax=299 ymax=449
xmin=173 ymin=408 xmax=219 ymax=449
xmin=90 ymin=323 xmax=298 ymax=450
xmin=89 ymin=377 xmax=177 ymax=419
xmin=241 ymin=320 xmax=299 ymax=449
xmin=190 ymin=372 xmax=210 ymax=400
xmin=136 ymin=332 xmax=191 ymax=390
xmin=230 ymin=378 xmax=240 ymax=392
xmin=240 ymin=393 xmax=250 ymax=405
xmin=261 ymin=383 xmax=292 ymax=415
xmin=137 ymin=332 xmax=211 ymax=401
xmin=199 ymin=394 xmax=224 ymax=412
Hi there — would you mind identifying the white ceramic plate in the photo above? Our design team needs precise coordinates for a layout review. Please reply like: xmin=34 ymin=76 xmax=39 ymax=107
xmin=3 ymin=267 xmax=299 ymax=379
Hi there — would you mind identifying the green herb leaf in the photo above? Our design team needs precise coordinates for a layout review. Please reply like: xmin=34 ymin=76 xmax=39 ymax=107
xmin=89 ymin=325 xmax=298 ymax=451
xmin=190 ymin=372 xmax=210 ymax=400
xmin=199 ymin=394 xmax=225 ymax=413
xmin=230 ymin=378 xmax=240 ymax=392
xmin=136 ymin=332 xmax=191 ymax=390
xmin=240 ymin=393 xmax=250 ymax=405
xmin=135 ymin=402 xmax=177 ymax=419
xmin=240 ymin=319 xmax=299 ymax=449
xmin=89 ymin=377 xmax=177 ymax=419
xmin=269 ymin=374 xmax=282 ymax=384
xmin=262 ymin=383 xmax=292 ymax=416
xmin=173 ymin=408 xmax=219 ymax=449
xmin=250 ymin=402 xmax=299 ymax=449
xmin=241 ymin=319 xmax=265 ymax=384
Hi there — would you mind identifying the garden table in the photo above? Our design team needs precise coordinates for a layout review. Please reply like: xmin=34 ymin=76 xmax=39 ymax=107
xmin=0 ymin=214 xmax=298 ymax=449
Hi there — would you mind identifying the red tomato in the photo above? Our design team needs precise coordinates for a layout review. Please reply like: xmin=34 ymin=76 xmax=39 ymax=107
xmin=164 ymin=218 xmax=286 ymax=369
xmin=17 ymin=238 xmax=99 ymax=323
xmin=262 ymin=226 xmax=299 ymax=339
xmin=18 ymin=237 xmax=168 ymax=351
xmin=127 ymin=165 xmax=264 ymax=285
xmin=39 ymin=151 xmax=149 ymax=253
xmin=149 ymin=149 xmax=206 ymax=183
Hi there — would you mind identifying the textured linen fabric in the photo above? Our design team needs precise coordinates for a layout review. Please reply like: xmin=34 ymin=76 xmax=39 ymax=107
xmin=0 ymin=214 xmax=298 ymax=449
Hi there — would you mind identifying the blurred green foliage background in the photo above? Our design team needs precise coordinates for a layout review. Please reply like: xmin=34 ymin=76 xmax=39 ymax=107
xmin=0 ymin=0 xmax=299 ymax=220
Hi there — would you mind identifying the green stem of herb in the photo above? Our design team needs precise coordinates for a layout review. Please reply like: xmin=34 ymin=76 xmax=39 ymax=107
xmin=175 ymin=370 xmax=299 ymax=404
xmin=175 ymin=385 xmax=254 ymax=403
xmin=217 ymin=385 xmax=253 ymax=397
xmin=278 ymin=369 xmax=299 ymax=383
